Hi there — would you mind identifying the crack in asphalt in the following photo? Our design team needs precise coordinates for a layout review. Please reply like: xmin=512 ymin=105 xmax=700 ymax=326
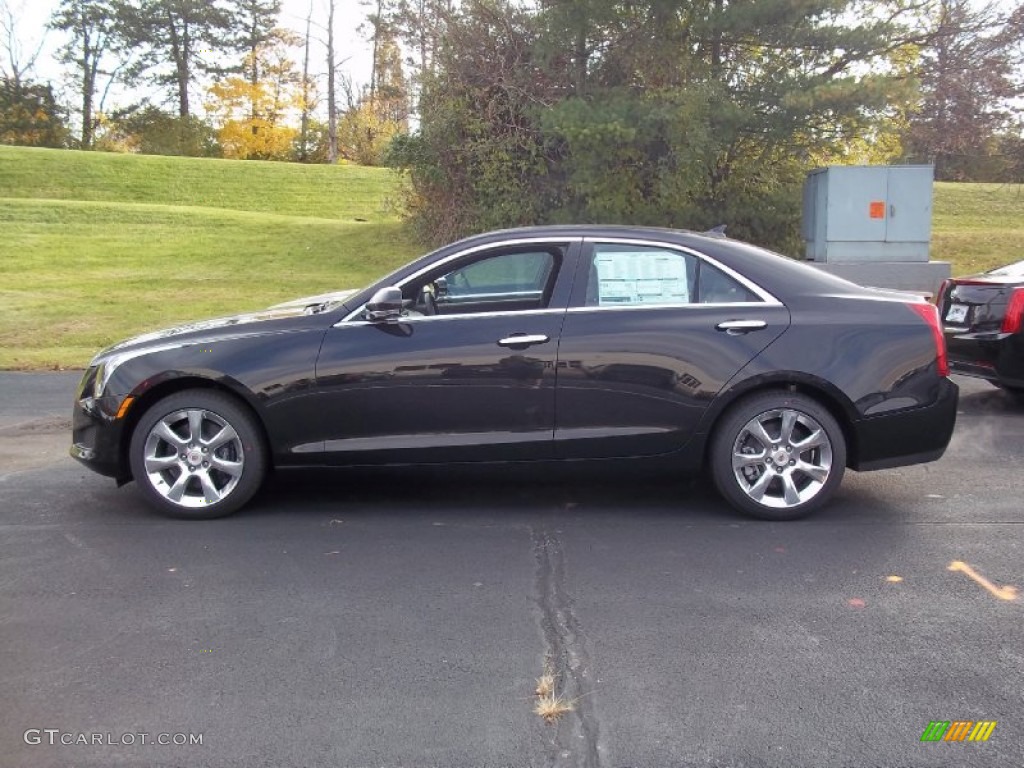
xmin=533 ymin=527 xmax=601 ymax=768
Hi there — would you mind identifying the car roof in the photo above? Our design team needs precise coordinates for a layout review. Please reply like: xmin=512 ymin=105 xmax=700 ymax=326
xmin=449 ymin=225 xmax=875 ymax=300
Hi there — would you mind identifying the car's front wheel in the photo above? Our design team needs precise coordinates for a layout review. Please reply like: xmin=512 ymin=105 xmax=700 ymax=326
xmin=128 ymin=389 xmax=267 ymax=519
xmin=710 ymin=391 xmax=846 ymax=521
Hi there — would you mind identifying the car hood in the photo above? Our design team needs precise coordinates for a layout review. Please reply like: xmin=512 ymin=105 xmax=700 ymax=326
xmin=267 ymin=288 xmax=360 ymax=309
xmin=92 ymin=289 xmax=359 ymax=363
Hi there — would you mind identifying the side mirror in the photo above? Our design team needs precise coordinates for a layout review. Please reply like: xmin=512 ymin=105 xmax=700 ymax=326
xmin=365 ymin=287 xmax=404 ymax=323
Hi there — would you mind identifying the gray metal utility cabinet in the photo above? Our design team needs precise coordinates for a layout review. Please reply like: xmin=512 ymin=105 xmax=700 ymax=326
xmin=803 ymin=165 xmax=933 ymax=262
xmin=802 ymin=165 xmax=949 ymax=297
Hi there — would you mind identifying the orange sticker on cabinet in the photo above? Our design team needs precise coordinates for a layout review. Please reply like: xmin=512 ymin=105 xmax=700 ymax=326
xmin=869 ymin=201 xmax=886 ymax=219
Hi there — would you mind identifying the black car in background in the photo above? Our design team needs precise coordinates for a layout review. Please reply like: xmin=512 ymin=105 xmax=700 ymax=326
xmin=71 ymin=226 xmax=958 ymax=521
xmin=937 ymin=260 xmax=1024 ymax=397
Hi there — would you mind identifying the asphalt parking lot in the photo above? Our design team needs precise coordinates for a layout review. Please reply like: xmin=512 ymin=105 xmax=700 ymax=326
xmin=1 ymin=371 xmax=1021 ymax=768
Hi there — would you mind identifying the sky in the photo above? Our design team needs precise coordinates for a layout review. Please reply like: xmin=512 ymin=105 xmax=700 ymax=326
xmin=6 ymin=0 xmax=376 ymax=119
xmin=7 ymin=0 xmax=1021 ymax=125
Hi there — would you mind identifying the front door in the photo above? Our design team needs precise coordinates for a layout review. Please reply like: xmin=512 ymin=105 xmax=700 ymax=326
xmin=309 ymin=239 xmax=581 ymax=464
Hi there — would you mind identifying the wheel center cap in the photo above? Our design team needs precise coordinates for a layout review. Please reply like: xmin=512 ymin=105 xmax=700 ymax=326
xmin=187 ymin=448 xmax=203 ymax=466
xmin=772 ymin=449 xmax=789 ymax=466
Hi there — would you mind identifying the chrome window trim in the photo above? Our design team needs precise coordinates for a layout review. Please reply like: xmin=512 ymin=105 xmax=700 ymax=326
xmin=564 ymin=302 xmax=781 ymax=315
xmin=337 ymin=307 xmax=567 ymax=328
xmin=440 ymin=289 xmax=544 ymax=303
xmin=582 ymin=236 xmax=784 ymax=307
xmin=338 ymin=236 xmax=583 ymax=325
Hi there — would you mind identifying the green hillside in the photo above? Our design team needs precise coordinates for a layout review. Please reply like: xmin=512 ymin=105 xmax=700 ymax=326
xmin=932 ymin=181 xmax=1024 ymax=276
xmin=0 ymin=146 xmax=419 ymax=369
xmin=1 ymin=145 xmax=1022 ymax=370
xmin=0 ymin=145 xmax=397 ymax=219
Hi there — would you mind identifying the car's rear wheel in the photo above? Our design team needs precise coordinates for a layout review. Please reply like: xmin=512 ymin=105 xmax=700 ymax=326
xmin=710 ymin=391 xmax=846 ymax=521
xmin=995 ymin=383 xmax=1024 ymax=402
xmin=129 ymin=389 xmax=267 ymax=519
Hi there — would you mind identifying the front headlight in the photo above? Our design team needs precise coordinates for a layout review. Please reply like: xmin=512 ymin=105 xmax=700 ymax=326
xmin=91 ymin=362 xmax=108 ymax=398
xmin=84 ymin=340 xmax=204 ymax=398
xmin=76 ymin=364 xmax=103 ymax=401
xmin=78 ymin=350 xmax=130 ymax=399
xmin=81 ymin=358 xmax=116 ymax=399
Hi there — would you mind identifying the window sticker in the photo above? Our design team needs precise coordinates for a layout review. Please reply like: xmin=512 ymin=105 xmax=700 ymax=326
xmin=593 ymin=250 xmax=689 ymax=306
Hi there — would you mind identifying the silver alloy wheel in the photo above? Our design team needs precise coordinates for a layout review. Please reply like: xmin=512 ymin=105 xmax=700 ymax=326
xmin=142 ymin=408 xmax=244 ymax=508
xmin=730 ymin=408 xmax=833 ymax=510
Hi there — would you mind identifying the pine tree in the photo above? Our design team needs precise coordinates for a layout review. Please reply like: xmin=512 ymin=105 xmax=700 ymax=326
xmin=116 ymin=0 xmax=233 ymax=118
xmin=51 ymin=0 xmax=119 ymax=148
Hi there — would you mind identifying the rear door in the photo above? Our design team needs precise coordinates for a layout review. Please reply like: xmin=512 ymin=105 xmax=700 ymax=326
xmin=553 ymin=238 xmax=790 ymax=459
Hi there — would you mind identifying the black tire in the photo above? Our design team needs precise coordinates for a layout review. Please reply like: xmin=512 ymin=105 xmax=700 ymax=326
xmin=995 ymin=383 xmax=1024 ymax=402
xmin=128 ymin=389 xmax=267 ymax=519
xmin=710 ymin=391 xmax=847 ymax=521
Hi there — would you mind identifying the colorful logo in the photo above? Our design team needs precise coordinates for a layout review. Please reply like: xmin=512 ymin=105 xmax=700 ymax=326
xmin=921 ymin=720 xmax=996 ymax=742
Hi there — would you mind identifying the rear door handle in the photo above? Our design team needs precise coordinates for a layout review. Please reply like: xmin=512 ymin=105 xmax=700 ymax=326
xmin=497 ymin=333 xmax=550 ymax=348
xmin=716 ymin=320 xmax=767 ymax=334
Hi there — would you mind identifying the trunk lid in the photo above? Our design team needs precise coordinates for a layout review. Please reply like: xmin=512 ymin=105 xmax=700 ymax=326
xmin=938 ymin=278 xmax=1019 ymax=332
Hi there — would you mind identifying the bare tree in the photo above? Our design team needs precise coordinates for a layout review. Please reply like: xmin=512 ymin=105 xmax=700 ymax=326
xmin=298 ymin=1 xmax=313 ymax=160
xmin=326 ymin=0 xmax=337 ymax=162
xmin=0 ymin=0 xmax=46 ymax=86
xmin=908 ymin=0 xmax=1023 ymax=179
xmin=367 ymin=0 xmax=382 ymax=100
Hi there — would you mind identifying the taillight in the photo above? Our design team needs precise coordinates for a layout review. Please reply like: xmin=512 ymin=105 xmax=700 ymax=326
xmin=1003 ymin=288 xmax=1024 ymax=333
xmin=907 ymin=302 xmax=949 ymax=377
xmin=935 ymin=279 xmax=951 ymax=306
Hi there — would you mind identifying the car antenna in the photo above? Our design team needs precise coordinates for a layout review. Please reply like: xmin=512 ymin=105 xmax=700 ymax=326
xmin=704 ymin=224 xmax=728 ymax=238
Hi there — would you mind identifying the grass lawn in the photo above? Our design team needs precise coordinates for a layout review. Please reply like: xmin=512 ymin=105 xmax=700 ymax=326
xmin=1 ymin=145 xmax=1022 ymax=370
xmin=0 ymin=146 xmax=420 ymax=369
xmin=932 ymin=182 xmax=1024 ymax=276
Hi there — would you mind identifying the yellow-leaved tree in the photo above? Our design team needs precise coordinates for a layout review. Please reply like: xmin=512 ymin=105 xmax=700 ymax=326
xmin=207 ymin=43 xmax=301 ymax=160
xmin=337 ymin=33 xmax=408 ymax=165
xmin=338 ymin=100 xmax=404 ymax=166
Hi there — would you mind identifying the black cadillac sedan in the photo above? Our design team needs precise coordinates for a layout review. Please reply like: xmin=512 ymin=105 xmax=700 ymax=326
xmin=71 ymin=226 xmax=958 ymax=521
xmin=936 ymin=260 xmax=1024 ymax=397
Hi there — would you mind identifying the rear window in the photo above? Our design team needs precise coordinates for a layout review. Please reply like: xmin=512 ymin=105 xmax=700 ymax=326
xmin=698 ymin=262 xmax=761 ymax=304
xmin=986 ymin=260 xmax=1024 ymax=278
xmin=585 ymin=245 xmax=697 ymax=307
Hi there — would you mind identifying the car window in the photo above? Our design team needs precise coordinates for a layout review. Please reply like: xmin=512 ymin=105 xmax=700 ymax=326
xmin=403 ymin=247 xmax=562 ymax=317
xmin=584 ymin=244 xmax=697 ymax=307
xmin=698 ymin=261 xmax=761 ymax=304
xmin=444 ymin=250 xmax=554 ymax=296
xmin=582 ymin=243 xmax=763 ymax=307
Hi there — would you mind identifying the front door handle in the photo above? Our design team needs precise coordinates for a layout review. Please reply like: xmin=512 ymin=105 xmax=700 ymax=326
xmin=716 ymin=319 xmax=767 ymax=334
xmin=497 ymin=333 xmax=550 ymax=348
